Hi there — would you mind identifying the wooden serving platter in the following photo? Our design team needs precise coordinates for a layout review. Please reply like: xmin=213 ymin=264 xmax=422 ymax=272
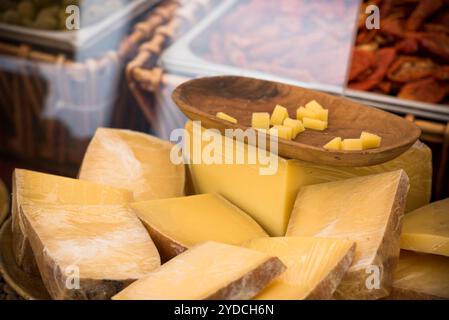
xmin=0 ymin=180 xmax=8 ymax=226
xmin=172 ymin=76 xmax=421 ymax=167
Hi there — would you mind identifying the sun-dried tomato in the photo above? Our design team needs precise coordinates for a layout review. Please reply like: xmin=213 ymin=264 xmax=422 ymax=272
xmin=387 ymin=56 xmax=437 ymax=82
xmin=398 ymin=78 xmax=448 ymax=103
xmin=349 ymin=49 xmax=377 ymax=81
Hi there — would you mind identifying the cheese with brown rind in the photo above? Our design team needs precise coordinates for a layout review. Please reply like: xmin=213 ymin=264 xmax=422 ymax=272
xmin=79 ymin=128 xmax=185 ymax=201
xmin=12 ymin=169 xmax=133 ymax=274
xmin=21 ymin=203 xmax=160 ymax=300
xmin=387 ymin=250 xmax=449 ymax=300
xmin=112 ymin=241 xmax=286 ymax=300
xmin=131 ymin=194 xmax=268 ymax=261
xmin=245 ymin=237 xmax=355 ymax=300
xmin=286 ymin=170 xmax=409 ymax=299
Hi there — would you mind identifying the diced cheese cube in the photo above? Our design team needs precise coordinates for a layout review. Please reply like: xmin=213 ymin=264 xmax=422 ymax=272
xmin=283 ymin=118 xmax=305 ymax=138
xmin=286 ymin=170 xmax=410 ymax=299
xmin=270 ymin=104 xmax=289 ymax=125
xmin=251 ymin=112 xmax=270 ymax=129
xmin=305 ymin=100 xmax=324 ymax=112
xmin=296 ymin=106 xmax=317 ymax=121
xmin=314 ymin=109 xmax=329 ymax=122
xmin=360 ymin=131 xmax=382 ymax=149
xmin=303 ymin=117 xmax=327 ymax=131
xmin=112 ymin=242 xmax=286 ymax=300
xmin=216 ymin=112 xmax=237 ymax=124
xmin=341 ymin=138 xmax=363 ymax=151
xmin=273 ymin=125 xmax=293 ymax=140
xmin=131 ymin=194 xmax=268 ymax=261
xmin=323 ymin=137 xmax=342 ymax=150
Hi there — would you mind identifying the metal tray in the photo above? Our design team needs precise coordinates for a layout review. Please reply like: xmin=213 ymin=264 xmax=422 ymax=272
xmin=0 ymin=0 xmax=159 ymax=52
xmin=160 ymin=0 xmax=449 ymax=122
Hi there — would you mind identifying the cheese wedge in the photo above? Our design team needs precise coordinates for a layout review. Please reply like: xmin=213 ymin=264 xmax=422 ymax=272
xmin=388 ymin=251 xmax=449 ymax=300
xmin=245 ymin=237 xmax=355 ymax=300
xmin=216 ymin=112 xmax=238 ymax=124
xmin=12 ymin=169 xmax=133 ymax=274
xmin=79 ymin=128 xmax=185 ymax=201
xmin=21 ymin=203 xmax=160 ymax=300
xmin=112 ymin=242 xmax=286 ymax=300
xmin=401 ymin=198 xmax=449 ymax=257
xmin=286 ymin=170 xmax=409 ymax=299
xmin=131 ymin=194 xmax=268 ymax=261
xmin=185 ymin=122 xmax=430 ymax=235
xmin=323 ymin=137 xmax=342 ymax=150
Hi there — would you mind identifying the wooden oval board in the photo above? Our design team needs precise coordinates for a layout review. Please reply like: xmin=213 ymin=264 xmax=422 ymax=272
xmin=0 ymin=218 xmax=51 ymax=300
xmin=172 ymin=76 xmax=421 ymax=166
xmin=0 ymin=180 xmax=8 ymax=226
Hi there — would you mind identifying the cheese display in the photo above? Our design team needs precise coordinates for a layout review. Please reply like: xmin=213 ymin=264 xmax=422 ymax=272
xmin=186 ymin=121 xmax=431 ymax=236
xmin=341 ymin=138 xmax=363 ymax=151
xmin=360 ymin=132 xmax=382 ymax=149
xmin=388 ymin=251 xmax=449 ymax=300
xmin=112 ymin=241 xmax=286 ymax=300
xmin=21 ymin=203 xmax=161 ymax=300
xmin=401 ymin=198 xmax=449 ymax=257
xmin=270 ymin=105 xmax=289 ymax=125
xmin=323 ymin=137 xmax=342 ymax=150
xmin=79 ymin=128 xmax=185 ymax=201
xmin=302 ymin=117 xmax=327 ymax=131
xmin=286 ymin=170 xmax=409 ymax=299
xmin=12 ymin=169 xmax=133 ymax=274
xmin=130 ymin=194 xmax=268 ymax=261
xmin=245 ymin=237 xmax=355 ymax=300
xmin=216 ymin=112 xmax=238 ymax=124
xmin=251 ymin=112 xmax=270 ymax=129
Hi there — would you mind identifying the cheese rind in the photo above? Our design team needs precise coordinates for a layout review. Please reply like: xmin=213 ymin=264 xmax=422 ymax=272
xmin=270 ymin=105 xmax=289 ymax=125
xmin=286 ymin=170 xmax=409 ymax=299
xmin=388 ymin=250 xmax=449 ymax=300
xmin=400 ymin=198 xmax=449 ymax=257
xmin=216 ymin=112 xmax=238 ymax=124
xmin=245 ymin=237 xmax=355 ymax=300
xmin=130 ymin=194 xmax=268 ymax=261
xmin=12 ymin=169 xmax=133 ymax=275
xmin=21 ymin=203 xmax=160 ymax=300
xmin=112 ymin=242 xmax=286 ymax=300
xmin=79 ymin=128 xmax=185 ymax=201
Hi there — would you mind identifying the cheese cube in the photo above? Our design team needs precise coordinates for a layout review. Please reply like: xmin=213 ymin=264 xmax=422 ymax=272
xmin=12 ymin=169 xmax=133 ymax=275
xmin=270 ymin=104 xmax=289 ymax=125
xmin=305 ymin=100 xmax=324 ymax=112
xmin=314 ymin=109 xmax=329 ymax=122
xmin=401 ymin=198 xmax=449 ymax=257
xmin=360 ymin=131 xmax=382 ymax=149
xmin=21 ymin=203 xmax=161 ymax=300
xmin=323 ymin=137 xmax=342 ymax=150
xmin=216 ymin=112 xmax=237 ymax=124
xmin=79 ymin=128 xmax=185 ymax=201
xmin=286 ymin=170 xmax=410 ymax=299
xmin=283 ymin=118 xmax=305 ymax=138
xmin=296 ymin=106 xmax=317 ymax=121
xmin=251 ymin=112 xmax=270 ymax=130
xmin=131 ymin=194 xmax=268 ymax=261
xmin=185 ymin=121 xmax=431 ymax=235
xmin=303 ymin=117 xmax=327 ymax=131
xmin=112 ymin=242 xmax=286 ymax=300
xmin=341 ymin=138 xmax=363 ymax=151
xmin=388 ymin=251 xmax=449 ymax=300
xmin=272 ymin=125 xmax=293 ymax=140
xmin=246 ymin=237 xmax=355 ymax=300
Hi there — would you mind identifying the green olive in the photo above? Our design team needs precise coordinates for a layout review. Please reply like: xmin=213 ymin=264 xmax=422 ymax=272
xmin=3 ymin=10 xmax=21 ymax=25
xmin=17 ymin=1 xmax=36 ymax=20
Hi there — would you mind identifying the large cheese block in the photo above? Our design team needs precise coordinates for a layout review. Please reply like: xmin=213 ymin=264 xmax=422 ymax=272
xmin=401 ymin=198 xmax=449 ymax=257
xmin=112 ymin=241 xmax=285 ymax=300
xmin=131 ymin=194 xmax=268 ymax=261
xmin=21 ymin=203 xmax=160 ymax=300
xmin=388 ymin=251 xmax=449 ymax=300
xmin=185 ymin=121 xmax=430 ymax=236
xmin=286 ymin=170 xmax=409 ymax=299
xmin=245 ymin=237 xmax=355 ymax=300
xmin=79 ymin=128 xmax=185 ymax=201
xmin=12 ymin=169 xmax=133 ymax=274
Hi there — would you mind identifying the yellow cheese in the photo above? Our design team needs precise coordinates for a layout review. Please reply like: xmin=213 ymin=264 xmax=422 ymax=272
xmin=286 ymin=170 xmax=409 ymax=299
xmin=305 ymin=100 xmax=324 ymax=112
xmin=296 ymin=106 xmax=317 ymax=121
xmin=272 ymin=125 xmax=293 ymax=140
xmin=341 ymin=138 xmax=363 ymax=151
xmin=388 ymin=250 xmax=449 ymax=299
xmin=130 ymin=194 xmax=268 ymax=261
xmin=401 ymin=198 xmax=449 ymax=257
xmin=21 ymin=203 xmax=160 ymax=300
xmin=79 ymin=128 xmax=185 ymax=201
xmin=360 ymin=131 xmax=382 ymax=149
xmin=270 ymin=104 xmax=289 ymax=125
xmin=303 ymin=117 xmax=327 ymax=131
xmin=112 ymin=241 xmax=286 ymax=300
xmin=283 ymin=118 xmax=304 ymax=138
xmin=313 ymin=109 xmax=329 ymax=122
xmin=186 ymin=121 xmax=431 ymax=235
xmin=12 ymin=169 xmax=133 ymax=274
xmin=216 ymin=112 xmax=237 ymax=124
xmin=251 ymin=112 xmax=270 ymax=129
xmin=323 ymin=137 xmax=342 ymax=150
xmin=245 ymin=237 xmax=355 ymax=300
